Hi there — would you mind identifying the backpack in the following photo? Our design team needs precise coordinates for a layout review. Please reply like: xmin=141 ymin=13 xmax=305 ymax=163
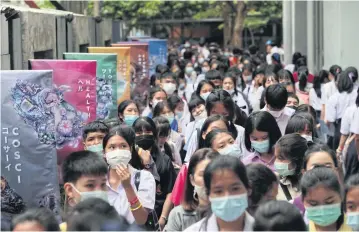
xmin=134 ymin=171 xmax=160 ymax=231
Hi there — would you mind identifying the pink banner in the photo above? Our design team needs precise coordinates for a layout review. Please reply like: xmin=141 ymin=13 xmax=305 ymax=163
xmin=29 ymin=60 xmax=97 ymax=165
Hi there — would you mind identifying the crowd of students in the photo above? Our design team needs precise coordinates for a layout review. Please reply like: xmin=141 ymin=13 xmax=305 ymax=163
xmin=7 ymin=40 xmax=359 ymax=231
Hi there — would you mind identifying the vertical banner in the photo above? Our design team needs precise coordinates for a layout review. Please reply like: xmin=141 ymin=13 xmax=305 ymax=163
xmin=63 ymin=53 xmax=118 ymax=119
xmin=29 ymin=60 xmax=97 ymax=165
xmin=139 ymin=39 xmax=167 ymax=77
xmin=88 ymin=47 xmax=131 ymax=104
xmin=112 ymin=43 xmax=149 ymax=112
xmin=0 ymin=70 xmax=61 ymax=227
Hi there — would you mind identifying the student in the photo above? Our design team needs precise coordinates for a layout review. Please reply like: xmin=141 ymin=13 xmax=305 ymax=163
xmin=274 ymin=134 xmax=308 ymax=201
xmin=301 ymin=167 xmax=352 ymax=231
xmin=337 ymin=88 xmax=359 ymax=180
xmin=310 ymin=70 xmax=329 ymax=119
xmin=195 ymin=80 xmax=215 ymax=102
xmin=242 ymin=111 xmax=282 ymax=171
xmin=164 ymin=149 xmax=220 ymax=231
xmin=153 ymin=101 xmax=179 ymax=132
xmin=247 ymin=68 xmax=265 ymax=112
xmin=246 ymin=163 xmax=279 ymax=216
xmin=222 ymin=72 xmax=250 ymax=115
xmin=261 ymin=84 xmax=295 ymax=135
xmin=142 ymin=87 xmax=167 ymax=117
xmin=183 ymin=61 xmax=197 ymax=101
xmin=253 ymin=200 xmax=307 ymax=231
xmin=203 ymin=129 xmax=241 ymax=157
xmin=82 ymin=120 xmax=109 ymax=155
xmin=62 ymin=151 xmax=108 ymax=230
xmin=292 ymin=144 xmax=342 ymax=216
xmin=285 ymin=112 xmax=319 ymax=143
xmin=241 ymin=63 xmax=253 ymax=90
xmin=286 ymin=93 xmax=300 ymax=110
xmin=281 ymin=81 xmax=296 ymax=94
xmin=321 ymin=64 xmax=342 ymax=122
xmin=184 ymin=96 xmax=207 ymax=143
xmin=346 ymin=66 xmax=358 ymax=91
xmin=185 ymin=90 xmax=246 ymax=162
xmin=184 ymin=156 xmax=254 ymax=231
xmin=168 ymin=94 xmax=190 ymax=135
xmin=227 ymin=66 xmax=245 ymax=93
xmin=278 ymin=69 xmax=295 ymax=85
xmin=263 ymin=71 xmax=279 ymax=88
xmin=326 ymin=70 xmax=357 ymax=150
xmin=118 ymin=100 xmax=140 ymax=126
xmin=295 ymin=67 xmax=313 ymax=104
xmin=103 ymin=126 xmax=156 ymax=225
xmin=153 ymin=116 xmax=182 ymax=167
xmin=205 ymin=70 xmax=223 ymax=89
xmin=159 ymin=72 xmax=177 ymax=96
xmin=104 ymin=118 xmax=122 ymax=129
xmin=345 ymin=174 xmax=359 ymax=231
xmin=133 ymin=117 xmax=177 ymax=221
xmin=11 ymin=208 xmax=59 ymax=231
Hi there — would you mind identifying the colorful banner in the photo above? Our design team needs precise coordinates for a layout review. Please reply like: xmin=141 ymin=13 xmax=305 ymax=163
xmin=88 ymin=47 xmax=131 ymax=104
xmin=0 ymin=70 xmax=61 ymax=227
xmin=112 ymin=43 xmax=149 ymax=112
xmin=29 ymin=60 xmax=97 ymax=165
xmin=138 ymin=39 xmax=167 ymax=76
xmin=63 ymin=53 xmax=118 ymax=119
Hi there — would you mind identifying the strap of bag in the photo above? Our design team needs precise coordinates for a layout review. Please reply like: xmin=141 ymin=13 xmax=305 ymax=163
xmin=134 ymin=171 xmax=141 ymax=191
xmin=280 ymin=183 xmax=292 ymax=201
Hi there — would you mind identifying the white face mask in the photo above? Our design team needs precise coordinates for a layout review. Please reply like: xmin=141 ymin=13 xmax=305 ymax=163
xmin=194 ymin=110 xmax=207 ymax=121
xmin=301 ymin=134 xmax=313 ymax=142
xmin=194 ymin=185 xmax=207 ymax=200
xmin=225 ymin=88 xmax=235 ymax=95
xmin=162 ymin=83 xmax=177 ymax=95
xmin=70 ymin=184 xmax=108 ymax=203
xmin=198 ymin=58 xmax=205 ymax=64
xmin=105 ymin=149 xmax=132 ymax=169
xmin=268 ymin=108 xmax=283 ymax=118
xmin=152 ymin=99 xmax=163 ymax=108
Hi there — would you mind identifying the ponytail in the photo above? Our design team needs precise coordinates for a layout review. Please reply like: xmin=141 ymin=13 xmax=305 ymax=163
xmin=298 ymin=67 xmax=308 ymax=92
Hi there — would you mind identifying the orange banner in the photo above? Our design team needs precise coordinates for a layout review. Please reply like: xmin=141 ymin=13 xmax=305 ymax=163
xmin=88 ymin=47 xmax=131 ymax=104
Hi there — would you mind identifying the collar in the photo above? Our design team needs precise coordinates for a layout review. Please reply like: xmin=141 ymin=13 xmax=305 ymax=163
xmin=207 ymin=212 xmax=254 ymax=231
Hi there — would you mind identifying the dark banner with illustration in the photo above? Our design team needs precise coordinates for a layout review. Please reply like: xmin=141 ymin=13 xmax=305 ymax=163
xmin=63 ymin=53 xmax=118 ymax=119
xmin=29 ymin=60 xmax=97 ymax=166
xmin=88 ymin=47 xmax=131 ymax=104
xmin=112 ymin=42 xmax=149 ymax=112
xmin=0 ymin=70 xmax=61 ymax=228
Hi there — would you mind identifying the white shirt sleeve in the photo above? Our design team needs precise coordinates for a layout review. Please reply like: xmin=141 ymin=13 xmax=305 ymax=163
xmin=325 ymin=95 xmax=337 ymax=122
xmin=184 ymin=130 xmax=198 ymax=163
xmin=234 ymin=125 xmax=247 ymax=159
xmin=340 ymin=107 xmax=352 ymax=135
xmin=351 ymin=108 xmax=359 ymax=134
xmin=138 ymin=170 xmax=156 ymax=210
xmin=321 ymin=84 xmax=329 ymax=105
xmin=309 ymin=88 xmax=315 ymax=107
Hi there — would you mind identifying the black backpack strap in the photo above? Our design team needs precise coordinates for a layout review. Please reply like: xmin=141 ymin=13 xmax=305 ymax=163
xmin=134 ymin=171 xmax=141 ymax=191
xmin=280 ymin=183 xmax=292 ymax=201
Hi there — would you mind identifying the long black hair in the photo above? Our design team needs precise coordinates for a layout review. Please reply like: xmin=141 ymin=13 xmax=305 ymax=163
xmin=298 ymin=66 xmax=309 ymax=92
xmin=344 ymin=173 xmax=359 ymax=211
xmin=337 ymin=70 xmax=354 ymax=94
xmin=313 ymin=70 xmax=329 ymax=98
xmin=188 ymin=96 xmax=206 ymax=122
xmin=183 ymin=148 xmax=220 ymax=211
xmin=329 ymin=65 xmax=342 ymax=81
xmin=153 ymin=116 xmax=174 ymax=161
xmin=204 ymin=129 xmax=234 ymax=149
xmin=285 ymin=112 xmax=318 ymax=139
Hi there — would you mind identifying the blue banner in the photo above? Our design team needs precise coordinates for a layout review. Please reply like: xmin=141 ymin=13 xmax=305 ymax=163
xmin=139 ymin=39 xmax=167 ymax=76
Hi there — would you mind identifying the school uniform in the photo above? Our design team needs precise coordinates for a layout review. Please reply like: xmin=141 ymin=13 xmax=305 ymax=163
xmin=242 ymin=151 xmax=276 ymax=171
xmin=325 ymin=91 xmax=357 ymax=149
xmin=309 ymin=85 xmax=324 ymax=114
xmin=141 ymin=106 xmax=152 ymax=117
xmin=107 ymin=166 xmax=156 ymax=224
xmin=261 ymin=105 xmax=295 ymax=135
xmin=276 ymin=177 xmax=301 ymax=201
xmin=231 ymin=91 xmax=250 ymax=115
xmin=184 ymin=123 xmax=246 ymax=163
xmin=351 ymin=105 xmax=359 ymax=135
xmin=184 ymin=212 xmax=254 ymax=232
xmin=247 ymin=85 xmax=264 ymax=112
xmin=321 ymin=80 xmax=338 ymax=106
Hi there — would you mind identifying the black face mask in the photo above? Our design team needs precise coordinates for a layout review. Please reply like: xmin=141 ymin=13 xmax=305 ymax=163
xmin=135 ymin=135 xmax=155 ymax=150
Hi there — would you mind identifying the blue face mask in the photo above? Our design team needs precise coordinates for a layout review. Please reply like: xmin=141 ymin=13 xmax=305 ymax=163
xmin=165 ymin=115 xmax=175 ymax=124
xmin=124 ymin=115 xmax=139 ymax=126
xmin=251 ymin=139 xmax=270 ymax=153
xmin=347 ymin=212 xmax=359 ymax=231
xmin=175 ymin=111 xmax=183 ymax=120
xmin=274 ymin=161 xmax=295 ymax=177
xmin=200 ymin=92 xmax=210 ymax=101
xmin=306 ymin=203 xmax=341 ymax=227
xmin=210 ymin=193 xmax=248 ymax=222
xmin=86 ymin=144 xmax=103 ymax=156
xmin=218 ymin=144 xmax=241 ymax=157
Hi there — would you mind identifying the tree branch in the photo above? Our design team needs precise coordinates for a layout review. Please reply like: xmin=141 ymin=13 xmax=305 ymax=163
xmin=226 ymin=1 xmax=237 ymax=13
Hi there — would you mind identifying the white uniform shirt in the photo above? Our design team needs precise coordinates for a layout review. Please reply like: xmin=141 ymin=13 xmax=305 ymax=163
xmin=340 ymin=105 xmax=359 ymax=135
xmin=107 ymin=167 xmax=156 ymax=224
xmin=184 ymin=123 xmax=246 ymax=163
xmin=325 ymin=91 xmax=357 ymax=122
xmin=248 ymin=86 xmax=264 ymax=112
xmin=232 ymin=92 xmax=249 ymax=115
xmin=184 ymin=212 xmax=254 ymax=232
xmin=321 ymin=80 xmax=338 ymax=105
xmin=351 ymin=106 xmax=359 ymax=134
xmin=295 ymin=82 xmax=313 ymax=93
xmin=309 ymin=85 xmax=324 ymax=111
xmin=261 ymin=106 xmax=295 ymax=135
